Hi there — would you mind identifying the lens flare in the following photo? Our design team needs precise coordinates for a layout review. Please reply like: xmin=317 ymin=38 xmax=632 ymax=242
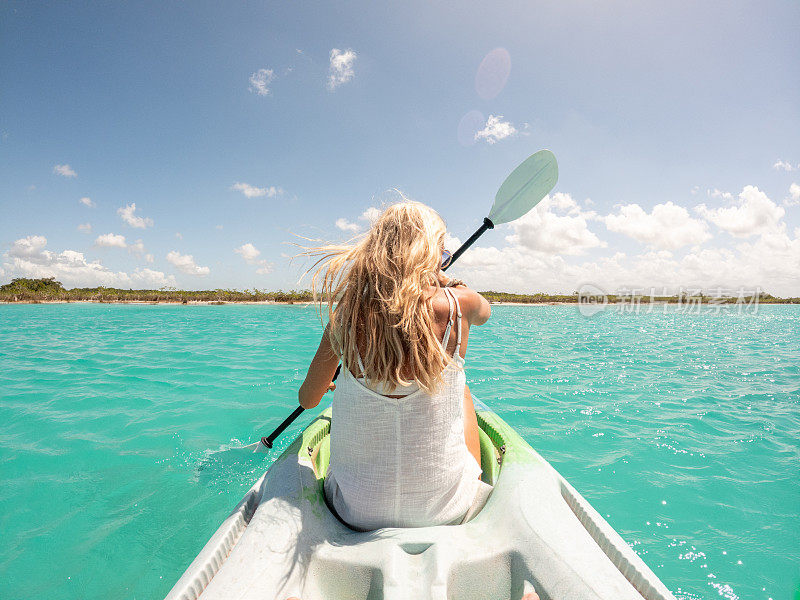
xmin=475 ymin=48 xmax=511 ymax=100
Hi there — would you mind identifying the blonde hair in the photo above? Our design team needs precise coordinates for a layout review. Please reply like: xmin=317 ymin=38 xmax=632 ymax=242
xmin=308 ymin=201 xmax=449 ymax=393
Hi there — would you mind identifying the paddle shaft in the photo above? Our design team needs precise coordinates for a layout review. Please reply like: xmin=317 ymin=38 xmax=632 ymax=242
xmin=444 ymin=217 xmax=494 ymax=270
xmin=258 ymin=223 xmax=492 ymax=449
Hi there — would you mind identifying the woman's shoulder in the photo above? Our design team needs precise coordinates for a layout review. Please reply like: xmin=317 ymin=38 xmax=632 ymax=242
xmin=448 ymin=285 xmax=490 ymax=325
xmin=432 ymin=285 xmax=488 ymax=323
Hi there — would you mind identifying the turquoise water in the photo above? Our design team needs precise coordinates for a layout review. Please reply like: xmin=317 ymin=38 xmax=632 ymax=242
xmin=0 ymin=304 xmax=798 ymax=600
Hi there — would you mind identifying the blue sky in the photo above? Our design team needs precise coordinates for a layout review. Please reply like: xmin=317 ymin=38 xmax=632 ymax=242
xmin=2 ymin=1 xmax=799 ymax=295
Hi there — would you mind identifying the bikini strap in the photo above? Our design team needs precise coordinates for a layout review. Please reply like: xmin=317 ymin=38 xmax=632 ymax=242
xmin=441 ymin=287 xmax=464 ymax=357
xmin=440 ymin=287 xmax=455 ymax=350
xmin=451 ymin=288 xmax=464 ymax=355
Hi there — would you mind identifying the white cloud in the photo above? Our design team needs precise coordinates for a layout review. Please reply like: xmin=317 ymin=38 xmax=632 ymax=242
xmin=440 ymin=186 xmax=800 ymax=297
xmin=79 ymin=196 xmax=95 ymax=208
xmin=77 ymin=223 xmax=92 ymax=233
xmin=3 ymin=235 xmax=175 ymax=288
xmin=335 ymin=218 xmax=360 ymax=232
xmin=328 ymin=48 xmax=357 ymax=90
xmin=786 ymin=183 xmax=800 ymax=207
xmin=334 ymin=206 xmax=382 ymax=234
xmin=8 ymin=235 xmax=48 ymax=258
xmin=450 ymin=234 xmax=800 ymax=298
xmin=94 ymin=233 xmax=127 ymax=248
xmin=166 ymin=250 xmax=210 ymax=276
xmin=602 ymin=201 xmax=711 ymax=250
xmin=695 ymin=185 xmax=785 ymax=238
xmin=129 ymin=268 xmax=171 ymax=287
xmin=145 ymin=254 xmax=154 ymax=264
xmin=360 ymin=206 xmax=382 ymax=225
xmin=175 ymin=232 xmax=183 ymax=240
xmin=773 ymin=160 xmax=797 ymax=172
xmin=128 ymin=239 xmax=146 ymax=257
xmin=249 ymin=68 xmax=275 ymax=96
xmin=255 ymin=263 xmax=273 ymax=275
xmin=474 ymin=115 xmax=518 ymax=145
xmin=444 ymin=233 xmax=463 ymax=254
xmin=548 ymin=192 xmax=581 ymax=213
xmin=231 ymin=182 xmax=280 ymax=198
xmin=505 ymin=193 xmax=604 ymax=255
xmin=234 ymin=243 xmax=273 ymax=275
xmin=234 ymin=243 xmax=261 ymax=262
xmin=117 ymin=203 xmax=154 ymax=229
xmin=53 ymin=164 xmax=77 ymax=178
xmin=707 ymin=188 xmax=733 ymax=200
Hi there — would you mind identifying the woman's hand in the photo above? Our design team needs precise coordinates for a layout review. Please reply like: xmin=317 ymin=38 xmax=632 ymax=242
xmin=438 ymin=271 xmax=467 ymax=288
xmin=298 ymin=325 xmax=340 ymax=410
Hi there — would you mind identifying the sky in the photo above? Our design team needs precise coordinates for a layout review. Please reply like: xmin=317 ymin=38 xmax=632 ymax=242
xmin=1 ymin=0 xmax=799 ymax=296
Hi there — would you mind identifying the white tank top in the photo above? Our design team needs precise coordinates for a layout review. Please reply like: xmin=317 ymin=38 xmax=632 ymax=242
xmin=324 ymin=288 xmax=482 ymax=530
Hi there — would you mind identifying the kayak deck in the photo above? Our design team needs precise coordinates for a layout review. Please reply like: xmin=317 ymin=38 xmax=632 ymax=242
xmin=166 ymin=406 xmax=676 ymax=600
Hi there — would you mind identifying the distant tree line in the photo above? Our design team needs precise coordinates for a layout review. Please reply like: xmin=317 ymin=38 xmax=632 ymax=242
xmin=0 ymin=278 xmax=313 ymax=303
xmin=478 ymin=289 xmax=800 ymax=304
xmin=1 ymin=278 xmax=799 ymax=304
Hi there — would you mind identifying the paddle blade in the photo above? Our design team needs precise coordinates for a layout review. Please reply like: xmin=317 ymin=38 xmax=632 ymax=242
xmin=488 ymin=150 xmax=558 ymax=225
xmin=251 ymin=440 xmax=270 ymax=453
xmin=194 ymin=440 xmax=268 ymax=479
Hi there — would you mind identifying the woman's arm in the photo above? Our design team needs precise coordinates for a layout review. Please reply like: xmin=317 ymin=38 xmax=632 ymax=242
xmin=460 ymin=287 xmax=491 ymax=326
xmin=438 ymin=272 xmax=491 ymax=326
xmin=298 ymin=325 xmax=340 ymax=410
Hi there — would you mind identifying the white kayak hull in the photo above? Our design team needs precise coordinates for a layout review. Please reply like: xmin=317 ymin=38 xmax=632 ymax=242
xmin=166 ymin=406 xmax=676 ymax=600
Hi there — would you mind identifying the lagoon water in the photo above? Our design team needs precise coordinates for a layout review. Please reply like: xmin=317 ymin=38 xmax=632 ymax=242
xmin=0 ymin=303 xmax=798 ymax=600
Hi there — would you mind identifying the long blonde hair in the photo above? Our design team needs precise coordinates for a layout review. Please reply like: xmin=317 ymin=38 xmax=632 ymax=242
xmin=309 ymin=201 xmax=450 ymax=393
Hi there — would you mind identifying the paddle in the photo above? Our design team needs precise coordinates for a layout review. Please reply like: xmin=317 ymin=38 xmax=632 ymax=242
xmin=239 ymin=149 xmax=558 ymax=455
xmin=446 ymin=150 xmax=558 ymax=266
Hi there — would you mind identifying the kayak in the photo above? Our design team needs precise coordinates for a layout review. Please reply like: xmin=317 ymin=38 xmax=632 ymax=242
xmin=165 ymin=404 xmax=676 ymax=600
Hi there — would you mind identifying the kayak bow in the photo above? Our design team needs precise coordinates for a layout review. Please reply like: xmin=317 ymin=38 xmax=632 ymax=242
xmin=166 ymin=403 xmax=676 ymax=600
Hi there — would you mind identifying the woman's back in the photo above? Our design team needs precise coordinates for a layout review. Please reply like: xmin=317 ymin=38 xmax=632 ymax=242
xmin=325 ymin=287 xmax=482 ymax=530
xmin=296 ymin=201 xmax=491 ymax=531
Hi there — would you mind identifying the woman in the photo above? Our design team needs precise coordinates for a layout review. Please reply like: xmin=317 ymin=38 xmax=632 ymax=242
xmin=298 ymin=201 xmax=491 ymax=530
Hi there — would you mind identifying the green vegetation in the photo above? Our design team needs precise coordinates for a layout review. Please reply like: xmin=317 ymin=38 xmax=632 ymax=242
xmin=479 ymin=290 xmax=800 ymax=305
xmin=2 ymin=278 xmax=799 ymax=304
xmin=0 ymin=278 xmax=313 ymax=303
xmin=480 ymin=291 xmax=580 ymax=303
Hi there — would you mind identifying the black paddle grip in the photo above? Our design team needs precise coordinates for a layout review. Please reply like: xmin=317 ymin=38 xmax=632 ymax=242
xmin=260 ymin=365 xmax=342 ymax=448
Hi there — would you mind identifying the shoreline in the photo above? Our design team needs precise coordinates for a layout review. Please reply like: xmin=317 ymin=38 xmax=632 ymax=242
xmin=0 ymin=299 xmax=311 ymax=305
xmin=3 ymin=299 xmax=798 ymax=306
xmin=3 ymin=279 xmax=797 ymax=306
